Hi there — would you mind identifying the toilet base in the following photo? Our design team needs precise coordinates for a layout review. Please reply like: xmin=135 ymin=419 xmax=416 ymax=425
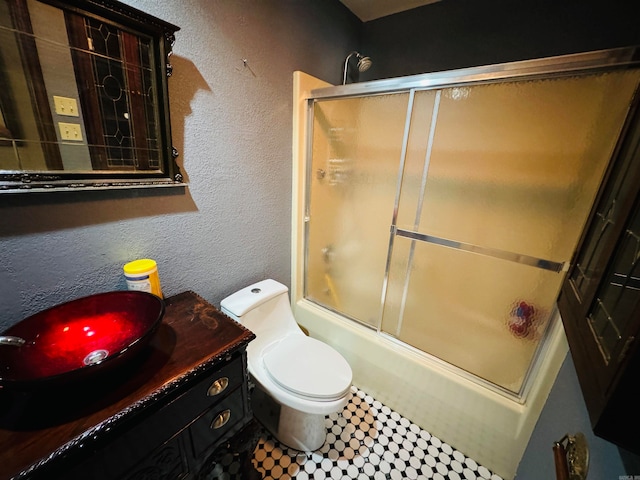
xmin=251 ymin=385 xmax=327 ymax=452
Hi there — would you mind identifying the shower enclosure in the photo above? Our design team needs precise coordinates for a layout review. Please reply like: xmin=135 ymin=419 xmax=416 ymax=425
xmin=301 ymin=49 xmax=640 ymax=398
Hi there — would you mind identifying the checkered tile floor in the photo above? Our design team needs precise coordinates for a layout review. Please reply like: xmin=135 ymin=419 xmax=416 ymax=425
xmin=214 ymin=386 xmax=503 ymax=479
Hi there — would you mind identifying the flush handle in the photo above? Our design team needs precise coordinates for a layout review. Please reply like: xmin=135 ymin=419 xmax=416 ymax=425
xmin=207 ymin=377 xmax=229 ymax=396
xmin=211 ymin=409 xmax=231 ymax=430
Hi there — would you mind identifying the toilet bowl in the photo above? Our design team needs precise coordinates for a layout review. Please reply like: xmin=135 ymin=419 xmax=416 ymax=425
xmin=220 ymin=279 xmax=352 ymax=451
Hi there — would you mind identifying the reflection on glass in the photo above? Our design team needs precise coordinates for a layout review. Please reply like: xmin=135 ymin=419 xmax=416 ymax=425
xmin=66 ymin=14 xmax=160 ymax=170
xmin=0 ymin=0 xmax=169 ymax=177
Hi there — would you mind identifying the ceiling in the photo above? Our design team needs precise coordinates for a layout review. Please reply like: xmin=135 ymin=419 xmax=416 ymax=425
xmin=339 ymin=0 xmax=440 ymax=22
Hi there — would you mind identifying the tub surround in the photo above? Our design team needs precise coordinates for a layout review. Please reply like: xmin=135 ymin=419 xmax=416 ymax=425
xmin=0 ymin=292 xmax=256 ymax=480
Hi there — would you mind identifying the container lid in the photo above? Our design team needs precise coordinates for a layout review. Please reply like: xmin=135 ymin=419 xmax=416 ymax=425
xmin=123 ymin=259 xmax=157 ymax=275
xmin=263 ymin=336 xmax=352 ymax=401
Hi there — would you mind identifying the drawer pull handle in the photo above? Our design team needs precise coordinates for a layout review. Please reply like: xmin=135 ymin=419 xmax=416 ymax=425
xmin=211 ymin=410 xmax=231 ymax=430
xmin=207 ymin=377 xmax=229 ymax=396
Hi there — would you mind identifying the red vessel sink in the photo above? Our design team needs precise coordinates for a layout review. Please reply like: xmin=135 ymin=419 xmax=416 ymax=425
xmin=0 ymin=291 xmax=165 ymax=389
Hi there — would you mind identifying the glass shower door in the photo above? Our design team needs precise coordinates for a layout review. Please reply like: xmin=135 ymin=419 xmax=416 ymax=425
xmin=306 ymin=93 xmax=411 ymax=327
xmin=305 ymin=65 xmax=640 ymax=396
xmin=385 ymin=72 xmax=640 ymax=394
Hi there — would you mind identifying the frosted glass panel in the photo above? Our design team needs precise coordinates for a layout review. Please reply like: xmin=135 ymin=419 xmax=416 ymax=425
xmin=306 ymin=94 xmax=409 ymax=326
xmin=407 ymin=72 xmax=640 ymax=263
xmin=382 ymin=236 xmax=564 ymax=393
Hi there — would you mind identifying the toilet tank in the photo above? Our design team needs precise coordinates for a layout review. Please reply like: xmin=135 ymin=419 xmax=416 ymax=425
xmin=220 ymin=279 xmax=297 ymax=334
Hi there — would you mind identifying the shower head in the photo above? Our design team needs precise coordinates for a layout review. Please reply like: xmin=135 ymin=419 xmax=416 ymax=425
xmin=357 ymin=55 xmax=372 ymax=72
xmin=342 ymin=51 xmax=373 ymax=85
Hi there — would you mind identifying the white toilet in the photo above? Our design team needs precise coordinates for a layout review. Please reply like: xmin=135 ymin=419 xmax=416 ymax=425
xmin=220 ymin=279 xmax=352 ymax=451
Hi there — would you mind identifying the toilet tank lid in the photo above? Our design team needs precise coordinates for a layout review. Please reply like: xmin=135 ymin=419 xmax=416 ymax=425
xmin=220 ymin=279 xmax=289 ymax=317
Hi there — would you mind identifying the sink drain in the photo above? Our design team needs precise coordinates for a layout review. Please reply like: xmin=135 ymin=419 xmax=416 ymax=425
xmin=84 ymin=349 xmax=109 ymax=365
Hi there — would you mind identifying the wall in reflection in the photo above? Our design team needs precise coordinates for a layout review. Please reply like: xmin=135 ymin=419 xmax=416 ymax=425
xmin=0 ymin=0 xmax=163 ymax=174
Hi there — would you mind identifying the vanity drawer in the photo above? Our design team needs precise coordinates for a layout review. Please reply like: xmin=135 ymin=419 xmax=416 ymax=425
xmin=190 ymin=386 xmax=246 ymax=458
xmin=186 ymin=354 xmax=245 ymax=414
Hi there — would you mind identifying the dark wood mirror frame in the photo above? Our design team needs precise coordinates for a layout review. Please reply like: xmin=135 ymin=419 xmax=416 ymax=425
xmin=0 ymin=0 xmax=183 ymax=193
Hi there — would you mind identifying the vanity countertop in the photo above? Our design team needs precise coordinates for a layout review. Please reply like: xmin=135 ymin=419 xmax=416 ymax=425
xmin=0 ymin=291 xmax=255 ymax=480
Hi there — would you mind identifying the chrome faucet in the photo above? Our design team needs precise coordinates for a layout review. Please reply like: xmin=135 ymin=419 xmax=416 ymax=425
xmin=0 ymin=336 xmax=26 ymax=346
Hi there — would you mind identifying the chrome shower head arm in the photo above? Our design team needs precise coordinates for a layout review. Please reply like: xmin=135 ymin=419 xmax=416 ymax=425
xmin=342 ymin=51 xmax=372 ymax=85
xmin=342 ymin=51 xmax=359 ymax=85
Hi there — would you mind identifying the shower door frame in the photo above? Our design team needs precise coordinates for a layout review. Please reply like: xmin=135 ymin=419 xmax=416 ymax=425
xmin=300 ymin=46 xmax=640 ymax=401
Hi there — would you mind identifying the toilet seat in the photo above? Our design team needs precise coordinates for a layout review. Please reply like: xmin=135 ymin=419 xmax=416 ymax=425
xmin=263 ymin=336 xmax=351 ymax=401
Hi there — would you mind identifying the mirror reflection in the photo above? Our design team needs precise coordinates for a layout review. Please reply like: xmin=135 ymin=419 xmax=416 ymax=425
xmin=0 ymin=0 xmax=181 ymax=191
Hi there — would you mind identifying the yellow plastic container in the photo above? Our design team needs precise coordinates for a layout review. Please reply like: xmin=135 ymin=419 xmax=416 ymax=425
xmin=123 ymin=259 xmax=163 ymax=298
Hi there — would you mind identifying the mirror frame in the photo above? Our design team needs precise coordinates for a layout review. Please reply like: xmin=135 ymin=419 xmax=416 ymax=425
xmin=0 ymin=0 xmax=183 ymax=193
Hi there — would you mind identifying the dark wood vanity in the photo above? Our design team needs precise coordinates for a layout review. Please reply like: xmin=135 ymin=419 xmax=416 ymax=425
xmin=0 ymin=291 xmax=258 ymax=479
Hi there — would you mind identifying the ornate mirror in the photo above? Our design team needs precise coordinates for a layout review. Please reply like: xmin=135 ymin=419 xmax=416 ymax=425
xmin=0 ymin=0 xmax=182 ymax=192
